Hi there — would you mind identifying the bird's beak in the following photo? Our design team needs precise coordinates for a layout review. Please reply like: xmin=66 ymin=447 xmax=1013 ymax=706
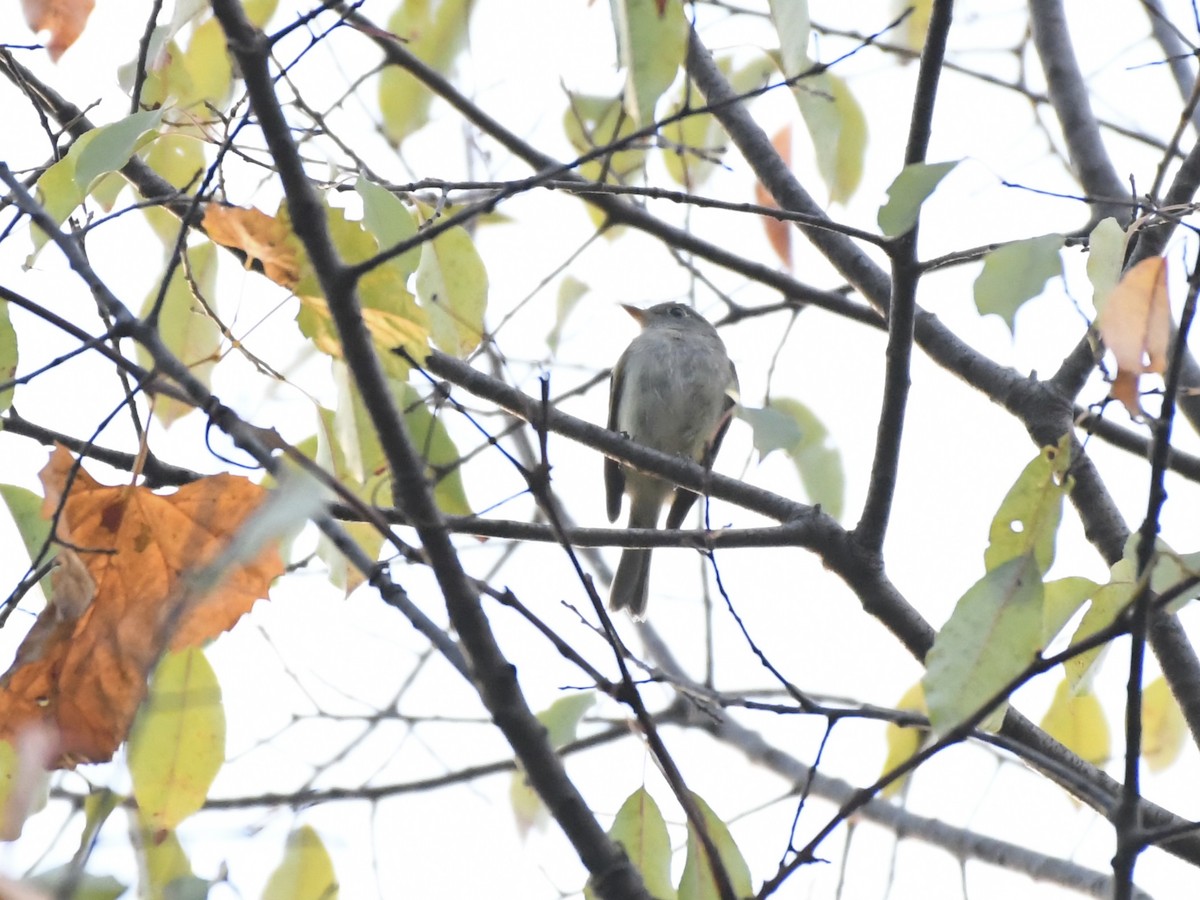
xmin=620 ymin=304 xmax=647 ymax=325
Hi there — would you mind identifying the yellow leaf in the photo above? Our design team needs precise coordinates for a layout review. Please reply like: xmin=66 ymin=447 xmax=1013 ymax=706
xmin=128 ymin=648 xmax=226 ymax=832
xmin=414 ymin=203 xmax=488 ymax=356
xmin=1039 ymin=678 xmax=1109 ymax=766
xmin=880 ymin=681 xmax=926 ymax=798
xmin=612 ymin=0 xmax=688 ymax=126
xmin=263 ymin=825 xmax=339 ymax=900
xmin=678 ymin=793 xmax=752 ymax=900
xmin=379 ymin=0 xmax=473 ymax=146
xmin=1142 ymin=676 xmax=1186 ymax=772
xmin=794 ymin=71 xmax=867 ymax=205
xmin=137 ymin=243 xmax=221 ymax=426
xmin=589 ymin=788 xmax=675 ymax=900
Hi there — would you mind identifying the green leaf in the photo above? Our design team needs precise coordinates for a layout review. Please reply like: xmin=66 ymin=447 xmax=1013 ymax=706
xmin=304 ymin=417 xmax=386 ymax=594
xmin=877 ymin=160 xmax=958 ymax=237
xmin=738 ymin=404 xmax=803 ymax=457
xmin=141 ymin=134 xmax=207 ymax=245
xmin=611 ymin=0 xmax=688 ymax=126
xmin=75 ymin=110 xmax=164 ymax=193
xmin=28 ymin=867 xmax=125 ymax=900
xmin=1042 ymin=576 xmax=1098 ymax=645
xmin=288 ymin=198 xmax=430 ymax=377
xmin=263 ymin=825 xmax=339 ymax=900
xmin=31 ymin=110 xmax=164 ymax=257
xmin=117 ymin=37 xmax=192 ymax=110
xmin=414 ymin=203 xmax=489 ymax=357
xmin=547 ymin=275 xmax=589 ymax=354
xmin=983 ymin=436 xmax=1070 ymax=574
xmin=564 ymin=93 xmax=648 ymax=185
xmin=769 ymin=0 xmax=811 ymax=75
xmin=677 ymin=793 xmax=753 ymax=900
xmin=1087 ymin=217 xmax=1127 ymax=315
xmin=662 ymin=91 xmax=722 ymax=189
xmin=138 ymin=825 xmax=203 ymax=899
xmin=1039 ymin=677 xmax=1109 ymax=766
xmin=738 ymin=398 xmax=844 ymax=521
xmin=793 ymin=70 xmax=867 ymax=205
xmin=89 ymin=171 xmax=126 ymax=211
xmin=322 ymin=371 xmax=472 ymax=519
xmin=974 ymin=234 xmax=1065 ymax=333
xmin=179 ymin=17 xmax=232 ymax=108
xmin=137 ymin=243 xmax=220 ymax=426
xmin=540 ymin=692 xmax=596 ymax=747
xmin=1064 ymin=578 xmax=1129 ymax=691
xmin=128 ymin=647 xmax=226 ymax=832
xmin=587 ymin=788 xmax=675 ymax=900
xmin=511 ymin=693 xmax=595 ymax=837
xmin=355 ymin=176 xmax=422 ymax=279
xmin=330 ymin=361 xmax=385 ymax=488
xmin=0 ymin=298 xmax=16 ymax=414
xmin=924 ymin=553 xmax=1043 ymax=735
xmin=880 ymin=681 xmax=926 ymax=798
xmin=401 ymin=383 xmax=473 ymax=517
xmin=0 ymin=485 xmax=53 ymax=598
xmin=1067 ymin=533 xmax=1200 ymax=690
xmin=379 ymin=0 xmax=473 ymax=146
xmin=1124 ymin=535 xmax=1200 ymax=613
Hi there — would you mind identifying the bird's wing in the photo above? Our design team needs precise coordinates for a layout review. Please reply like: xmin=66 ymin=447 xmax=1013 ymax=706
xmin=665 ymin=360 xmax=737 ymax=530
xmin=605 ymin=358 xmax=626 ymax=523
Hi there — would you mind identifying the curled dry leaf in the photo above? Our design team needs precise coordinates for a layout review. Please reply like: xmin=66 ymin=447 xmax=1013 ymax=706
xmin=1095 ymin=256 xmax=1171 ymax=419
xmin=202 ymin=203 xmax=300 ymax=287
xmin=21 ymin=0 xmax=96 ymax=61
xmin=0 ymin=446 xmax=283 ymax=766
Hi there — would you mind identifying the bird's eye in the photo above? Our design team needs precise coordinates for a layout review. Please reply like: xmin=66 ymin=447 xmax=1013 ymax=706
xmin=669 ymin=306 xmax=686 ymax=319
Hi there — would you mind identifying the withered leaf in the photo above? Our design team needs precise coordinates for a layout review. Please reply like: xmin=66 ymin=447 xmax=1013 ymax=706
xmin=21 ymin=0 xmax=96 ymax=61
xmin=202 ymin=203 xmax=300 ymax=287
xmin=1096 ymin=256 xmax=1171 ymax=419
xmin=755 ymin=125 xmax=792 ymax=268
xmin=0 ymin=447 xmax=283 ymax=766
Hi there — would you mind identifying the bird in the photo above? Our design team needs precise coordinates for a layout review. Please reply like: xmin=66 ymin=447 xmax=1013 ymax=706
xmin=605 ymin=302 xmax=738 ymax=618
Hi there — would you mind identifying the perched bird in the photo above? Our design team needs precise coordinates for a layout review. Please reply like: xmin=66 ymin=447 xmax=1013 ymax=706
xmin=605 ymin=302 xmax=738 ymax=618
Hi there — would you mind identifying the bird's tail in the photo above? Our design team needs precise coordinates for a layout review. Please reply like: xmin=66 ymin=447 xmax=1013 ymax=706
xmin=610 ymin=547 xmax=652 ymax=619
xmin=609 ymin=488 xmax=662 ymax=618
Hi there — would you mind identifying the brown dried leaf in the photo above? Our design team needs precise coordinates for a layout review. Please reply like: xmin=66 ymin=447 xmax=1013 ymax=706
xmin=1096 ymin=257 xmax=1171 ymax=418
xmin=202 ymin=203 xmax=300 ymax=287
xmin=756 ymin=126 xmax=792 ymax=267
xmin=21 ymin=0 xmax=95 ymax=61
xmin=0 ymin=446 xmax=282 ymax=766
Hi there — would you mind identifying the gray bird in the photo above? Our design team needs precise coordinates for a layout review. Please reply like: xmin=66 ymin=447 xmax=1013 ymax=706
xmin=605 ymin=302 xmax=738 ymax=617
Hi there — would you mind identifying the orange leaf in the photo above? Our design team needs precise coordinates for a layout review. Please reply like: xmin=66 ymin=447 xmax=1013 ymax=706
xmin=202 ymin=203 xmax=300 ymax=288
xmin=756 ymin=126 xmax=792 ymax=267
xmin=0 ymin=447 xmax=282 ymax=766
xmin=1096 ymin=257 xmax=1171 ymax=419
xmin=21 ymin=0 xmax=95 ymax=61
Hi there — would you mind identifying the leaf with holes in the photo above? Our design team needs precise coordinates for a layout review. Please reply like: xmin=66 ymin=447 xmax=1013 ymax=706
xmin=984 ymin=435 xmax=1071 ymax=574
